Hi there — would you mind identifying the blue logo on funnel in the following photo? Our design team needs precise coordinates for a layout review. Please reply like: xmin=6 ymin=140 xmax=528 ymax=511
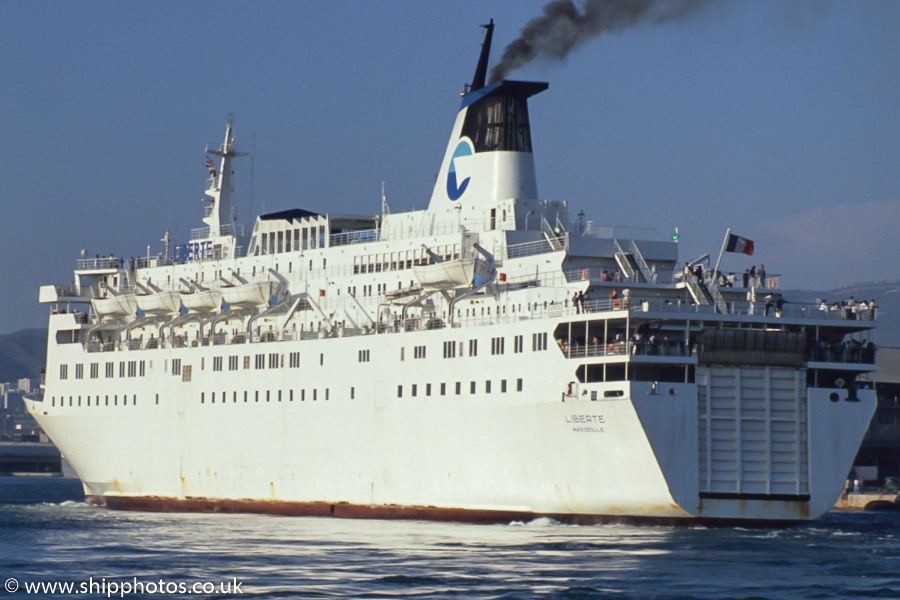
xmin=446 ymin=140 xmax=473 ymax=200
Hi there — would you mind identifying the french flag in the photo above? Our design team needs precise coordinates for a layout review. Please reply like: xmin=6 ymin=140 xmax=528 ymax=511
xmin=725 ymin=233 xmax=754 ymax=255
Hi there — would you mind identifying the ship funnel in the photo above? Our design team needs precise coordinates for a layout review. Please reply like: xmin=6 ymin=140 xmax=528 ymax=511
xmin=425 ymin=22 xmax=548 ymax=226
xmin=469 ymin=19 xmax=494 ymax=93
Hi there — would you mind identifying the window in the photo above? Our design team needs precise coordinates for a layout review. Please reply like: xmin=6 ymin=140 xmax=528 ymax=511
xmin=470 ymin=381 xmax=476 ymax=394
xmin=172 ymin=359 xmax=182 ymax=376
xmin=455 ymin=382 xmax=461 ymax=395
xmin=501 ymin=379 xmax=507 ymax=393
xmin=491 ymin=337 xmax=505 ymax=355
xmin=414 ymin=345 xmax=426 ymax=359
xmin=468 ymin=339 xmax=478 ymax=357
xmin=229 ymin=356 xmax=239 ymax=371
xmin=412 ymin=384 xmax=418 ymax=397
xmin=441 ymin=383 xmax=446 ymax=396
xmin=127 ymin=361 xmax=136 ymax=377
xmin=359 ymin=350 xmax=370 ymax=363
xmin=532 ymin=332 xmax=548 ymax=351
xmin=517 ymin=378 xmax=523 ymax=392
xmin=90 ymin=363 xmax=99 ymax=379
xmin=119 ymin=361 xmax=126 ymax=377
xmin=514 ymin=335 xmax=524 ymax=353
xmin=139 ymin=361 xmax=145 ymax=377
xmin=268 ymin=353 xmax=280 ymax=369
xmin=255 ymin=354 xmax=265 ymax=369
xmin=182 ymin=365 xmax=192 ymax=382
xmin=213 ymin=357 xmax=223 ymax=372
xmin=244 ymin=356 xmax=251 ymax=370
xmin=443 ymin=341 xmax=456 ymax=358
xmin=290 ymin=352 xmax=300 ymax=368
xmin=485 ymin=380 xmax=491 ymax=393
xmin=105 ymin=362 xmax=114 ymax=378
xmin=426 ymin=383 xmax=431 ymax=396
xmin=75 ymin=364 xmax=83 ymax=379
xmin=398 ymin=385 xmax=403 ymax=398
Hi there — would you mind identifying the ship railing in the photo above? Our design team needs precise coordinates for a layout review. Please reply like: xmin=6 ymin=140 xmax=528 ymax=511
xmin=561 ymin=340 xmax=695 ymax=359
xmin=570 ymin=224 xmax=662 ymax=241
xmin=329 ymin=229 xmax=381 ymax=248
xmin=77 ymin=257 xmax=123 ymax=270
xmin=807 ymin=348 xmax=876 ymax=365
xmin=506 ymin=238 xmax=564 ymax=259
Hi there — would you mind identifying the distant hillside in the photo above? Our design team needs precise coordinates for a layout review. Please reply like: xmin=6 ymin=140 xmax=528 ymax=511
xmin=784 ymin=281 xmax=900 ymax=346
xmin=0 ymin=329 xmax=47 ymax=383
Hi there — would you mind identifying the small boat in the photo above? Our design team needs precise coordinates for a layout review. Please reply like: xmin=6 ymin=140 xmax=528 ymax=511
xmin=135 ymin=290 xmax=182 ymax=315
xmin=220 ymin=281 xmax=281 ymax=308
xmin=180 ymin=289 xmax=222 ymax=312
xmin=91 ymin=292 xmax=137 ymax=318
xmin=413 ymin=257 xmax=476 ymax=290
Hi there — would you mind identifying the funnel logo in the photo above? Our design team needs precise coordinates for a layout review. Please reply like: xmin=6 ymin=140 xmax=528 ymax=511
xmin=446 ymin=140 xmax=473 ymax=201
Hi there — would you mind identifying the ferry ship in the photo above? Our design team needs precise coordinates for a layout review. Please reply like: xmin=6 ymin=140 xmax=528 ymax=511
xmin=27 ymin=23 xmax=877 ymax=526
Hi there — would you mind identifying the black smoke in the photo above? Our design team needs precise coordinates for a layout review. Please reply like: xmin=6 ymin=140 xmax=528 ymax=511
xmin=489 ymin=0 xmax=716 ymax=83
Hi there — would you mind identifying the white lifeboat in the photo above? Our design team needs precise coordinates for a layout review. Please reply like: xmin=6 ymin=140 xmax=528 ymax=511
xmin=413 ymin=257 xmax=475 ymax=290
xmin=220 ymin=281 xmax=282 ymax=308
xmin=180 ymin=289 xmax=222 ymax=312
xmin=91 ymin=293 xmax=137 ymax=318
xmin=136 ymin=290 xmax=182 ymax=315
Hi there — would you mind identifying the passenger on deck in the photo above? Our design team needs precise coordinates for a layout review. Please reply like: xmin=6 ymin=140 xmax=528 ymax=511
xmin=609 ymin=289 xmax=621 ymax=310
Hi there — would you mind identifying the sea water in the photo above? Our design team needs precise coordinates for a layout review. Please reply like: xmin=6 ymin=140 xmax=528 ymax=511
xmin=2 ymin=476 xmax=899 ymax=599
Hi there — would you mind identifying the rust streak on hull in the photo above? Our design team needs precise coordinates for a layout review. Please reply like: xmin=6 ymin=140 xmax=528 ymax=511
xmin=90 ymin=495 xmax=806 ymax=529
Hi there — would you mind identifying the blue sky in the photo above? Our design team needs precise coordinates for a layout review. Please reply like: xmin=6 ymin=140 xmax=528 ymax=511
xmin=1 ymin=1 xmax=898 ymax=334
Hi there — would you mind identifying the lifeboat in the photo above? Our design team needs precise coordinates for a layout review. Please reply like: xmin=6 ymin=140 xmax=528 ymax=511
xmin=91 ymin=293 xmax=137 ymax=318
xmin=413 ymin=257 xmax=475 ymax=290
xmin=135 ymin=290 xmax=182 ymax=315
xmin=180 ymin=289 xmax=222 ymax=312
xmin=220 ymin=281 xmax=282 ymax=308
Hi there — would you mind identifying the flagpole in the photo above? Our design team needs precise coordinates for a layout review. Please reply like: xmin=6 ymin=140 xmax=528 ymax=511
xmin=712 ymin=227 xmax=730 ymax=288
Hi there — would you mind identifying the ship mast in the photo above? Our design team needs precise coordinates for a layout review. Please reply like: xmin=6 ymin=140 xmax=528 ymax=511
xmin=203 ymin=114 xmax=251 ymax=238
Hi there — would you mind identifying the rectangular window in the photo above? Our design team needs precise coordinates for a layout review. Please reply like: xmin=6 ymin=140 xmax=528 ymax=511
xmin=456 ymin=382 xmax=461 ymax=395
xmin=182 ymin=365 xmax=192 ymax=382
xmin=255 ymin=354 xmax=265 ymax=369
xmin=514 ymin=335 xmax=524 ymax=353
xmin=290 ymin=352 xmax=300 ymax=368
xmin=229 ymin=356 xmax=239 ymax=371
xmin=106 ymin=362 xmax=114 ymax=378
xmin=532 ymin=332 xmax=548 ymax=351
xmin=491 ymin=337 xmax=505 ymax=355
xmin=358 ymin=350 xmax=370 ymax=363
xmin=414 ymin=345 xmax=426 ymax=359
xmin=485 ymin=380 xmax=491 ymax=393
xmin=139 ymin=361 xmax=145 ymax=377
xmin=440 ymin=383 xmax=446 ymax=396
xmin=412 ymin=384 xmax=417 ymax=397
xmin=127 ymin=361 xmax=136 ymax=377
xmin=468 ymin=339 xmax=478 ymax=356
xmin=398 ymin=385 xmax=403 ymax=398
xmin=517 ymin=378 xmax=523 ymax=392
xmin=244 ymin=356 xmax=251 ymax=370
xmin=90 ymin=363 xmax=99 ymax=379
xmin=470 ymin=381 xmax=476 ymax=394
xmin=119 ymin=361 xmax=125 ymax=377
xmin=443 ymin=341 xmax=456 ymax=358
xmin=213 ymin=357 xmax=223 ymax=372
xmin=350 ymin=387 xmax=355 ymax=400
xmin=172 ymin=359 xmax=181 ymax=376
xmin=426 ymin=383 xmax=431 ymax=396
xmin=74 ymin=364 xmax=83 ymax=379
xmin=268 ymin=353 xmax=279 ymax=369
xmin=501 ymin=379 xmax=507 ymax=393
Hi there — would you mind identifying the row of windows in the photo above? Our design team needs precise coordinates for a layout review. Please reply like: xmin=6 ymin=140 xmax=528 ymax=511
xmin=50 ymin=393 xmax=155 ymax=408
xmin=398 ymin=378 xmax=524 ymax=398
xmin=352 ymin=245 xmax=461 ymax=275
xmin=258 ymin=225 xmax=327 ymax=255
xmin=60 ymin=361 xmax=146 ymax=380
xmin=202 ymin=388 xmax=332 ymax=404
xmin=57 ymin=333 xmax=550 ymax=382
